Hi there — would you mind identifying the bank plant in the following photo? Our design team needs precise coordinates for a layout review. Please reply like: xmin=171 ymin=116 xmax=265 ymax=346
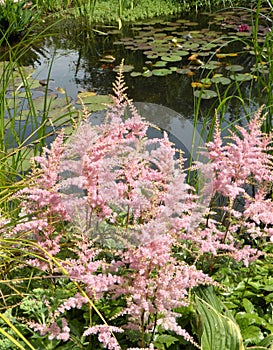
xmin=1 ymin=65 xmax=273 ymax=350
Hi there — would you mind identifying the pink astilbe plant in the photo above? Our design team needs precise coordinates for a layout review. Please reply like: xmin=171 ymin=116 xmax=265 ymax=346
xmin=9 ymin=63 xmax=273 ymax=349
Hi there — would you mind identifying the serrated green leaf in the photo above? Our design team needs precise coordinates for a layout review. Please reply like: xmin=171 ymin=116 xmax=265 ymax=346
xmin=241 ymin=325 xmax=263 ymax=345
xmin=154 ymin=334 xmax=178 ymax=348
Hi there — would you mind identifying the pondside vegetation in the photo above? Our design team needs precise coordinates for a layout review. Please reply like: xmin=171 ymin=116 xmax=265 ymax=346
xmin=1 ymin=1 xmax=273 ymax=350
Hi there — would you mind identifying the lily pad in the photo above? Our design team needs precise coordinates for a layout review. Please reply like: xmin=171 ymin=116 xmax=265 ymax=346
xmin=76 ymin=94 xmax=113 ymax=107
xmin=77 ymin=91 xmax=96 ymax=99
xmin=202 ymin=43 xmax=219 ymax=50
xmin=216 ymin=53 xmax=238 ymax=58
xmin=225 ymin=64 xmax=244 ymax=72
xmin=142 ymin=70 xmax=153 ymax=77
xmin=48 ymin=96 xmax=72 ymax=110
xmin=130 ymin=72 xmax=142 ymax=77
xmin=191 ymin=79 xmax=211 ymax=88
xmin=146 ymin=54 xmax=159 ymax=59
xmin=161 ymin=55 xmax=182 ymax=62
xmin=202 ymin=62 xmax=221 ymax=70
xmin=6 ymin=147 xmax=35 ymax=172
xmin=183 ymin=42 xmax=200 ymax=50
xmin=47 ymin=109 xmax=77 ymax=127
xmin=211 ymin=75 xmax=231 ymax=85
xmin=100 ymin=55 xmax=116 ymax=63
xmin=172 ymin=50 xmax=189 ymax=56
xmin=230 ymin=73 xmax=253 ymax=81
xmin=176 ymin=68 xmax=192 ymax=75
xmin=15 ymin=109 xmax=30 ymax=121
xmin=153 ymin=61 xmax=168 ymax=67
xmin=193 ymin=89 xmax=217 ymax=99
xmin=31 ymin=94 xmax=58 ymax=111
xmin=152 ymin=69 xmax=172 ymax=76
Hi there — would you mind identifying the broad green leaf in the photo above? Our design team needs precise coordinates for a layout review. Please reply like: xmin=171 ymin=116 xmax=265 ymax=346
xmin=241 ymin=325 xmax=263 ymax=345
xmin=130 ymin=72 xmax=142 ymax=77
xmin=153 ymin=60 xmax=168 ymax=67
xmin=243 ymin=299 xmax=255 ymax=314
xmin=142 ymin=70 xmax=153 ymax=77
xmin=211 ymin=76 xmax=231 ymax=85
xmin=195 ymin=296 xmax=245 ymax=350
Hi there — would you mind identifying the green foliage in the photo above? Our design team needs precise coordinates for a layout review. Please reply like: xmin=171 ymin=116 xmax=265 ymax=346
xmin=0 ymin=0 xmax=39 ymax=43
xmin=32 ymin=0 xmax=184 ymax=24
xmin=33 ymin=0 xmax=73 ymax=13
xmin=212 ymin=255 xmax=273 ymax=348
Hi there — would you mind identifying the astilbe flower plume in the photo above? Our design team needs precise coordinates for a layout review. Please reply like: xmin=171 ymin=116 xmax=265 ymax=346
xmin=113 ymin=235 xmax=213 ymax=348
xmin=10 ymin=131 xmax=70 ymax=270
xmin=202 ymin=106 xmax=273 ymax=265
xmin=206 ymin=108 xmax=273 ymax=199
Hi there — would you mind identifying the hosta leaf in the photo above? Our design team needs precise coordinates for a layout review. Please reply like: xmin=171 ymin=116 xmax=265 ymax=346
xmin=195 ymin=296 xmax=244 ymax=350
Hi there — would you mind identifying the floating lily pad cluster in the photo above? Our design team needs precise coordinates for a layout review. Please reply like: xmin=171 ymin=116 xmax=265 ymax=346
xmin=104 ymin=8 xmax=271 ymax=98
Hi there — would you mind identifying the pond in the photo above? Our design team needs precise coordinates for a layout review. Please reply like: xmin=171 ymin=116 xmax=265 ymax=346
xmin=4 ymin=7 xmax=272 ymax=156
xmin=31 ymin=8 xmax=270 ymax=109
